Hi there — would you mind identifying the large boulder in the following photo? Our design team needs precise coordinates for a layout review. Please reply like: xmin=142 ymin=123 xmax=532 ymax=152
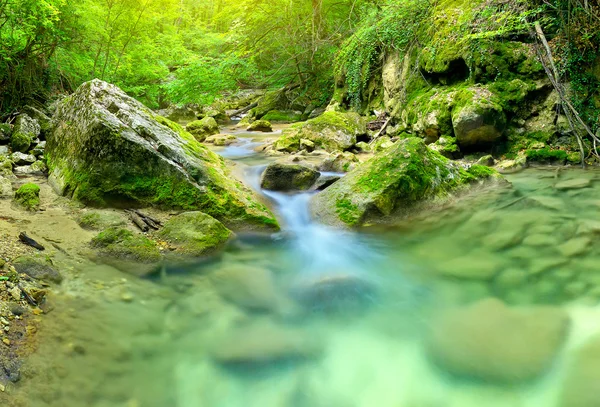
xmin=46 ymin=80 xmax=278 ymax=232
xmin=426 ymin=299 xmax=569 ymax=383
xmin=452 ymin=88 xmax=506 ymax=149
xmin=260 ymin=162 xmax=320 ymax=191
xmin=11 ymin=114 xmax=40 ymax=153
xmin=274 ymin=111 xmax=367 ymax=153
xmin=311 ymin=138 xmax=500 ymax=227
xmin=158 ymin=212 xmax=233 ymax=257
xmin=185 ymin=117 xmax=219 ymax=142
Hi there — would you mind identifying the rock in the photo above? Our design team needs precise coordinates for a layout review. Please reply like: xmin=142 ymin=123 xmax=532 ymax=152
xmin=0 ymin=177 xmax=12 ymax=199
xmin=427 ymin=298 xmax=569 ymax=382
xmin=0 ymin=123 xmax=11 ymax=142
xmin=559 ymin=334 xmax=600 ymax=407
xmin=311 ymin=138 xmax=501 ymax=227
xmin=262 ymin=110 xmax=302 ymax=123
xmin=10 ymin=114 xmax=40 ymax=153
xmin=13 ymin=161 xmax=47 ymax=176
xmin=91 ymin=227 xmax=162 ymax=276
xmin=523 ymin=234 xmax=558 ymax=247
xmin=494 ymin=268 xmax=528 ymax=290
xmin=185 ymin=117 xmax=220 ymax=142
xmin=0 ymin=156 xmax=13 ymax=178
xmin=158 ymin=212 xmax=233 ymax=257
xmin=483 ymin=230 xmax=522 ymax=251
xmin=13 ymin=254 xmax=63 ymax=283
xmin=21 ymin=105 xmax=52 ymax=138
xmin=312 ymin=174 xmax=341 ymax=191
xmin=291 ymin=273 xmax=377 ymax=311
xmin=247 ymin=119 xmax=273 ymax=132
xmin=274 ymin=111 xmax=367 ymax=152
xmin=355 ymin=141 xmax=371 ymax=152
xmin=496 ymin=154 xmax=528 ymax=174
xmin=576 ymin=220 xmax=600 ymax=236
xmin=10 ymin=152 xmax=36 ymax=166
xmin=559 ymin=237 xmax=591 ymax=257
xmin=452 ymin=88 xmax=507 ymax=149
xmin=211 ymin=264 xmax=280 ymax=312
xmin=529 ymin=257 xmax=569 ymax=275
xmin=13 ymin=183 xmax=40 ymax=211
xmin=437 ymin=255 xmax=503 ymax=280
xmin=210 ymin=321 xmax=321 ymax=366
xmin=205 ymin=134 xmax=237 ymax=146
xmin=46 ymin=80 xmax=277 ymax=231
xmin=429 ymin=136 xmax=460 ymax=158
xmin=371 ymin=136 xmax=395 ymax=152
xmin=260 ymin=162 xmax=320 ymax=191
xmin=555 ymin=178 xmax=591 ymax=191
xmin=317 ymin=152 xmax=358 ymax=173
xmin=476 ymin=155 xmax=495 ymax=167
xmin=0 ymin=146 xmax=8 ymax=155
xmin=299 ymin=139 xmax=315 ymax=152
xmin=529 ymin=195 xmax=565 ymax=211
xmin=76 ymin=211 xmax=126 ymax=230
xmin=31 ymin=140 xmax=46 ymax=157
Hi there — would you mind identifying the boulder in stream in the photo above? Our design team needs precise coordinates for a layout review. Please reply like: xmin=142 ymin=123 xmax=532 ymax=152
xmin=46 ymin=80 xmax=278 ymax=232
xmin=13 ymin=254 xmax=63 ymax=284
xmin=247 ymin=119 xmax=273 ymax=132
xmin=311 ymin=137 xmax=501 ymax=227
xmin=260 ymin=162 xmax=320 ymax=191
xmin=185 ymin=117 xmax=220 ymax=142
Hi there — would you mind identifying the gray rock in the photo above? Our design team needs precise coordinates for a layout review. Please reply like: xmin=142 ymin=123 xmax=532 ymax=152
xmin=0 ymin=146 xmax=9 ymax=155
xmin=212 ymin=264 xmax=280 ymax=312
xmin=318 ymin=152 xmax=358 ymax=173
xmin=311 ymin=174 xmax=341 ymax=191
xmin=0 ymin=176 xmax=12 ymax=198
xmin=13 ymin=254 xmax=63 ymax=284
xmin=31 ymin=140 xmax=46 ymax=157
xmin=476 ymin=155 xmax=495 ymax=167
xmin=13 ymin=161 xmax=47 ymax=176
xmin=11 ymin=114 xmax=40 ymax=153
xmin=10 ymin=152 xmax=36 ymax=166
xmin=260 ymin=162 xmax=320 ymax=191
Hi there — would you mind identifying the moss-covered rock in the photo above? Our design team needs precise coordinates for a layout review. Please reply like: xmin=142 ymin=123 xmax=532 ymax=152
xmin=47 ymin=80 xmax=278 ymax=232
xmin=260 ymin=162 xmax=320 ymax=191
xmin=10 ymin=114 xmax=40 ymax=153
xmin=159 ymin=211 xmax=233 ymax=257
xmin=311 ymin=137 xmax=501 ymax=227
xmin=274 ymin=111 xmax=367 ymax=153
xmin=262 ymin=110 xmax=302 ymax=123
xmin=185 ymin=117 xmax=219 ymax=142
xmin=77 ymin=211 xmax=126 ymax=230
xmin=247 ymin=120 xmax=273 ymax=132
xmin=205 ymin=134 xmax=237 ymax=146
xmin=452 ymin=88 xmax=506 ymax=149
xmin=91 ymin=227 xmax=161 ymax=264
xmin=14 ymin=183 xmax=40 ymax=211
xmin=318 ymin=152 xmax=359 ymax=173
xmin=0 ymin=176 xmax=12 ymax=199
xmin=251 ymin=89 xmax=289 ymax=119
xmin=0 ymin=123 xmax=11 ymax=142
xmin=13 ymin=254 xmax=62 ymax=284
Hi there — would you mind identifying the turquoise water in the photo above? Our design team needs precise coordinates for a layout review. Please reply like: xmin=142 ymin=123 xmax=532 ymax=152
xmin=9 ymin=133 xmax=600 ymax=407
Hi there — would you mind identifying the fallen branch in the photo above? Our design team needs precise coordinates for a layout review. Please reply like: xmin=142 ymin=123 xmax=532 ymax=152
xmin=372 ymin=117 xmax=392 ymax=141
xmin=230 ymin=102 xmax=258 ymax=118
xmin=19 ymin=233 xmax=45 ymax=251
xmin=126 ymin=209 xmax=161 ymax=232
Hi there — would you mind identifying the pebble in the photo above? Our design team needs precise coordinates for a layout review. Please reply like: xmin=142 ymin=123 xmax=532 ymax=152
xmin=120 ymin=292 xmax=134 ymax=302
xmin=2 ymin=338 xmax=10 ymax=346
xmin=8 ymin=287 xmax=21 ymax=301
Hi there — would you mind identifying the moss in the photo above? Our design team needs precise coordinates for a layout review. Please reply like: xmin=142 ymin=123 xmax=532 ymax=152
xmin=336 ymin=198 xmax=361 ymax=226
xmin=14 ymin=183 xmax=40 ymax=211
xmin=185 ymin=117 xmax=219 ymax=141
xmin=262 ymin=110 xmax=302 ymax=123
xmin=247 ymin=120 xmax=273 ymax=132
xmin=252 ymin=90 xmax=288 ymax=119
xmin=92 ymin=227 xmax=161 ymax=263
xmin=466 ymin=164 xmax=497 ymax=179
xmin=158 ymin=212 xmax=233 ymax=257
xmin=77 ymin=211 xmax=126 ymax=230
xmin=525 ymin=148 xmax=567 ymax=163
xmin=567 ymin=151 xmax=582 ymax=164
xmin=10 ymin=132 xmax=31 ymax=153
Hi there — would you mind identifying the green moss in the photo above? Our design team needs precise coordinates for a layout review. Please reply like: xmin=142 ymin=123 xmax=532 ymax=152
xmin=336 ymin=198 xmax=361 ymax=226
xmin=252 ymin=90 xmax=288 ymax=119
xmin=77 ymin=211 xmax=126 ymax=230
xmin=14 ymin=183 xmax=40 ymax=211
xmin=567 ymin=151 xmax=582 ymax=164
xmin=92 ymin=227 xmax=161 ymax=263
xmin=10 ymin=132 xmax=31 ymax=153
xmin=158 ymin=212 xmax=233 ymax=256
xmin=525 ymin=148 xmax=567 ymax=162
xmin=466 ymin=164 xmax=497 ymax=179
xmin=247 ymin=119 xmax=272 ymax=132
xmin=262 ymin=110 xmax=302 ymax=123
xmin=185 ymin=117 xmax=219 ymax=141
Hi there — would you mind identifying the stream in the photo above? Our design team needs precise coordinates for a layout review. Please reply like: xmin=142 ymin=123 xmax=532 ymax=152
xmin=11 ymin=129 xmax=600 ymax=407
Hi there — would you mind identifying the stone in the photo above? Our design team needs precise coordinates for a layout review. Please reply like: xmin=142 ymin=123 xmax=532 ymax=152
xmin=0 ymin=124 xmax=11 ymax=142
xmin=46 ymin=80 xmax=277 ymax=231
xmin=76 ymin=211 xmax=126 ymax=230
xmin=576 ymin=220 xmax=600 ymax=236
xmin=212 ymin=264 xmax=280 ymax=312
xmin=260 ymin=162 xmax=320 ymax=191
xmin=476 ymin=155 xmax=495 ymax=167
xmin=274 ymin=111 xmax=367 ymax=152
xmin=312 ymin=174 xmax=341 ymax=191
xmin=494 ymin=268 xmax=528 ymax=290
xmin=13 ymin=161 xmax=47 ymax=176
xmin=247 ymin=119 xmax=273 ymax=132
xmin=452 ymin=89 xmax=506 ymax=149
xmin=317 ymin=152 xmax=359 ymax=173
xmin=559 ymin=237 xmax=591 ymax=257
xmin=13 ymin=254 xmax=63 ymax=283
xmin=559 ymin=335 xmax=600 ymax=407
xmin=529 ymin=257 xmax=569 ymax=275
xmin=262 ymin=110 xmax=302 ymax=123
xmin=437 ymin=255 xmax=503 ymax=280
xmin=10 ymin=152 xmax=36 ymax=166
xmin=483 ymin=230 xmax=522 ymax=251
xmin=427 ymin=298 xmax=569 ymax=382
xmin=210 ymin=321 xmax=321 ymax=366
xmin=0 ymin=146 xmax=8 ymax=155
xmin=185 ymin=117 xmax=219 ymax=142
xmin=355 ymin=141 xmax=371 ymax=152
xmin=530 ymin=195 xmax=565 ymax=211
xmin=13 ymin=183 xmax=40 ymax=211
xmin=496 ymin=154 xmax=528 ymax=174
xmin=311 ymin=138 xmax=501 ymax=227
xmin=299 ymin=139 xmax=315 ymax=152
xmin=555 ymin=178 xmax=591 ymax=191
xmin=371 ymin=136 xmax=395 ymax=152
xmin=31 ymin=140 xmax=46 ymax=157
xmin=0 ymin=177 xmax=12 ymax=199
xmin=158 ymin=212 xmax=233 ymax=257
xmin=291 ymin=273 xmax=377 ymax=311
xmin=10 ymin=114 xmax=40 ymax=153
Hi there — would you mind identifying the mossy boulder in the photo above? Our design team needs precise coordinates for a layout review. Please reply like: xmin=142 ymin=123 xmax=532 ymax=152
xmin=11 ymin=114 xmax=40 ymax=153
xmin=77 ymin=211 xmax=126 ymax=230
xmin=452 ymin=88 xmax=506 ymax=149
xmin=205 ymin=134 xmax=237 ymax=146
xmin=158 ymin=212 xmax=233 ymax=257
xmin=274 ymin=111 xmax=367 ymax=153
xmin=185 ymin=117 xmax=219 ymax=142
xmin=260 ymin=162 xmax=320 ymax=191
xmin=14 ymin=183 xmax=40 ymax=211
xmin=310 ymin=137 xmax=501 ymax=227
xmin=91 ymin=227 xmax=162 ymax=276
xmin=46 ymin=80 xmax=278 ymax=232
xmin=318 ymin=152 xmax=359 ymax=173
xmin=0 ymin=123 xmax=11 ymax=142
xmin=262 ymin=110 xmax=302 ymax=123
xmin=251 ymin=89 xmax=289 ymax=119
xmin=13 ymin=254 xmax=62 ymax=284
xmin=247 ymin=120 xmax=273 ymax=132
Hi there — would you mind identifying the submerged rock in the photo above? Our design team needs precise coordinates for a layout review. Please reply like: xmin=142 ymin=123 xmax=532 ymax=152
xmin=559 ymin=334 xmax=600 ymax=407
xmin=47 ymin=80 xmax=278 ymax=231
xmin=274 ymin=111 xmax=367 ymax=152
xmin=158 ymin=212 xmax=233 ymax=257
xmin=555 ymin=178 xmax=591 ymax=191
xmin=211 ymin=264 xmax=280 ymax=312
xmin=13 ymin=254 xmax=62 ymax=283
xmin=426 ymin=298 xmax=569 ymax=383
xmin=185 ymin=117 xmax=219 ymax=142
xmin=260 ymin=162 xmax=320 ymax=191
xmin=290 ymin=273 xmax=377 ymax=311
xmin=311 ymin=137 xmax=501 ymax=227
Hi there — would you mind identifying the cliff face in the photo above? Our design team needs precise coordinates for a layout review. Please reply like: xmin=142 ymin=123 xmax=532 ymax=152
xmin=331 ymin=0 xmax=600 ymax=163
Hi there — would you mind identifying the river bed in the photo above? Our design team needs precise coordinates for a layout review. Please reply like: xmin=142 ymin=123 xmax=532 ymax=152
xmin=7 ymin=132 xmax=600 ymax=407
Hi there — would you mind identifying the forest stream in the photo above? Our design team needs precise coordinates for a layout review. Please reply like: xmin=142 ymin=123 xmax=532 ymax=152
xmin=4 ymin=127 xmax=600 ymax=407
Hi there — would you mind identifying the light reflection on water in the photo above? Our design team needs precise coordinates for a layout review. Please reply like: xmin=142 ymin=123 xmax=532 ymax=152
xmin=10 ymin=164 xmax=600 ymax=407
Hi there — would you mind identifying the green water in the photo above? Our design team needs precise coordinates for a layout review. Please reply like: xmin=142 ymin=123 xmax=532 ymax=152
xmin=9 ymin=167 xmax=600 ymax=407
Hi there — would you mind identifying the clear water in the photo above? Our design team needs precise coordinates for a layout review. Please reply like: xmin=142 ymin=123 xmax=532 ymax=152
xmin=8 ymin=137 xmax=600 ymax=407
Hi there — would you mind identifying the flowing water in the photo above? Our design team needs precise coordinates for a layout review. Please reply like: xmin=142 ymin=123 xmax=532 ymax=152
xmin=9 ymin=132 xmax=600 ymax=407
